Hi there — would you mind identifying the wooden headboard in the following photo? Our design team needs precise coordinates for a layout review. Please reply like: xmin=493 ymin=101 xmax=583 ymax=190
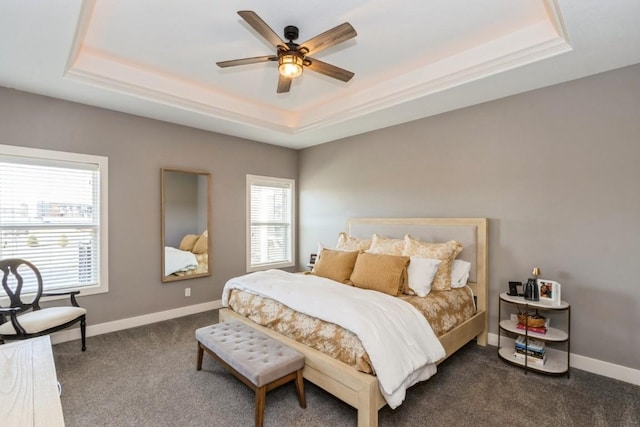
xmin=348 ymin=217 xmax=488 ymax=323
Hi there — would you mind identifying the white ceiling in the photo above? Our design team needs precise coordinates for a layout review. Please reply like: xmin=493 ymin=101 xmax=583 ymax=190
xmin=1 ymin=0 xmax=639 ymax=149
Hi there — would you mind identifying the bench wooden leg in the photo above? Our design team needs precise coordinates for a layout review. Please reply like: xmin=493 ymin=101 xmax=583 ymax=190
xmin=295 ymin=369 xmax=306 ymax=409
xmin=196 ymin=342 xmax=204 ymax=370
xmin=255 ymin=385 xmax=266 ymax=427
xmin=196 ymin=328 xmax=305 ymax=427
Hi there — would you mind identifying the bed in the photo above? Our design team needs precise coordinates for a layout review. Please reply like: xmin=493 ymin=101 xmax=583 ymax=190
xmin=166 ymin=249 xmax=208 ymax=277
xmin=219 ymin=217 xmax=488 ymax=427
xmin=164 ymin=231 xmax=209 ymax=278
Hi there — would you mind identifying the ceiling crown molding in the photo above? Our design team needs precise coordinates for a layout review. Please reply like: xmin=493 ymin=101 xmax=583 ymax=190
xmin=64 ymin=0 xmax=570 ymax=139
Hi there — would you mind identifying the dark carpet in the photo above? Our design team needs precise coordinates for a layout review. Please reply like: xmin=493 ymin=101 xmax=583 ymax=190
xmin=52 ymin=311 xmax=640 ymax=426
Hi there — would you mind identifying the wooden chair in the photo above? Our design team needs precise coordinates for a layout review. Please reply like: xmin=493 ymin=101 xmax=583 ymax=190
xmin=0 ymin=258 xmax=87 ymax=351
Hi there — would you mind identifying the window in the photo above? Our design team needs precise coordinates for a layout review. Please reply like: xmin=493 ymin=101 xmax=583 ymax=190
xmin=246 ymin=175 xmax=295 ymax=271
xmin=0 ymin=144 xmax=108 ymax=298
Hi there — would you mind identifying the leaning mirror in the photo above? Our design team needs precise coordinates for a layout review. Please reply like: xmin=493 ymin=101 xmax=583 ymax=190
xmin=161 ymin=168 xmax=211 ymax=282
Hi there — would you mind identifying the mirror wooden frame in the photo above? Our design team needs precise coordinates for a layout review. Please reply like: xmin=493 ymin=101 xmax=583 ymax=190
xmin=161 ymin=168 xmax=212 ymax=283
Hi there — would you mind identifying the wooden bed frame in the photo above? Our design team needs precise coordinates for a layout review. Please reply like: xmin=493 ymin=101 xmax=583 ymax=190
xmin=220 ymin=217 xmax=488 ymax=427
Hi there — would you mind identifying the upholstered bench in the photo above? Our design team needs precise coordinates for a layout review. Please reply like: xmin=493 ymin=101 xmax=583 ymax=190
xmin=196 ymin=321 xmax=306 ymax=427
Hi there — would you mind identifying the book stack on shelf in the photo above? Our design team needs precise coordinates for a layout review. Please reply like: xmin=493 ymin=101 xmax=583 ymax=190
xmin=513 ymin=336 xmax=546 ymax=366
xmin=515 ymin=322 xmax=547 ymax=335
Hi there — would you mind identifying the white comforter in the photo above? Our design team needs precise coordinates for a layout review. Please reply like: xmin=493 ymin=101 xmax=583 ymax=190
xmin=164 ymin=246 xmax=197 ymax=276
xmin=222 ymin=270 xmax=446 ymax=408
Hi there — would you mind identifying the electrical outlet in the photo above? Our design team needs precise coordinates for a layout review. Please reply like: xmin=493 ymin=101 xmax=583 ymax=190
xmin=185 ymin=288 xmax=191 ymax=297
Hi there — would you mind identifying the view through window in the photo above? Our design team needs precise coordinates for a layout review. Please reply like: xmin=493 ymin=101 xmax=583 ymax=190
xmin=0 ymin=145 xmax=108 ymax=296
xmin=247 ymin=175 xmax=295 ymax=271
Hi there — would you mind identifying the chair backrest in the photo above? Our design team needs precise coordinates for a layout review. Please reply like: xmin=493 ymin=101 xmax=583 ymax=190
xmin=0 ymin=258 xmax=43 ymax=311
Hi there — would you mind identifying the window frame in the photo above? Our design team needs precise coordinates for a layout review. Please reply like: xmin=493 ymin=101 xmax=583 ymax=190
xmin=0 ymin=144 xmax=109 ymax=301
xmin=246 ymin=174 xmax=295 ymax=272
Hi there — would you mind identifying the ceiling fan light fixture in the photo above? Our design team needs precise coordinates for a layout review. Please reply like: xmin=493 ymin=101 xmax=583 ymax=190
xmin=278 ymin=52 xmax=303 ymax=78
xmin=218 ymin=11 xmax=357 ymax=92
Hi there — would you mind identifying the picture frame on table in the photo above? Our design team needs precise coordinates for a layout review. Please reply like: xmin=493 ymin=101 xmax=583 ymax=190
xmin=537 ymin=279 xmax=561 ymax=305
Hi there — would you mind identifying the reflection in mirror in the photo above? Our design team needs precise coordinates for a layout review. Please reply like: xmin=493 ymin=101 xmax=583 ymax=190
xmin=161 ymin=168 xmax=211 ymax=282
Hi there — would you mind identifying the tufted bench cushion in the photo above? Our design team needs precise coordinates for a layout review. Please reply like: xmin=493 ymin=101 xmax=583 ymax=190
xmin=196 ymin=320 xmax=306 ymax=427
xmin=196 ymin=320 xmax=304 ymax=387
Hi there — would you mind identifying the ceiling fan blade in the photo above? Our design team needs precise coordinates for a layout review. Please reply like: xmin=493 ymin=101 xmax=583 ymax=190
xmin=305 ymin=58 xmax=354 ymax=82
xmin=277 ymin=74 xmax=292 ymax=93
xmin=300 ymin=22 xmax=357 ymax=56
xmin=216 ymin=55 xmax=276 ymax=68
xmin=238 ymin=10 xmax=288 ymax=49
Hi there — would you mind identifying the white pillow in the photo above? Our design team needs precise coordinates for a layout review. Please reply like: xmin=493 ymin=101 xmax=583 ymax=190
xmin=407 ymin=257 xmax=442 ymax=297
xmin=451 ymin=260 xmax=471 ymax=288
xmin=317 ymin=242 xmax=329 ymax=255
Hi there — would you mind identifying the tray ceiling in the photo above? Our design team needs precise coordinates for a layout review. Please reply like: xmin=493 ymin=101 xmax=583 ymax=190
xmin=1 ymin=0 xmax=639 ymax=148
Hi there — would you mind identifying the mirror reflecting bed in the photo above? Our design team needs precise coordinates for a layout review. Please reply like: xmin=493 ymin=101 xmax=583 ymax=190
xmin=161 ymin=168 xmax=211 ymax=282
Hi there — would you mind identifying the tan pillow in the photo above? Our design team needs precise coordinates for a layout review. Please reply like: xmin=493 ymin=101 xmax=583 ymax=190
xmin=312 ymin=249 xmax=359 ymax=284
xmin=350 ymin=252 xmax=410 ymax=296
xmin=192 ymin=234 xmax=209 ymax=254
xmin=336 ymin=232 xmax=371 ymax=251
xmin=179 ymin=234 xmax=199 ymax=252
xmin=367 ymin=233 xmax=405 ymax=256
xmin=402 ymin=235 xmax=462 ymax=291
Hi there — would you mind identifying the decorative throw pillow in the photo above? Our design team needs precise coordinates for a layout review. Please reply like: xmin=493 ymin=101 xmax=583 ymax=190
xmin=336 ymin=232 xmax=372 ymax=251
xmin=179 ymin=234 xmax=199 ymax=252
xmin=312 ymin=248 xmax=359 ymax=284
xmin=350 ymin=252 xmax=410 ymax=296
xmin=451 ymin=259 xmax=471 ymax=288
xmin=367 ymin=233 xmax=405 ymax=256
xmin=407 ymin=257 xmax=442 ymax=297
xmin=402 ymin=235 xmax=462 ymax=291
xmin=192 ymin=234 xmax=208 ymax=254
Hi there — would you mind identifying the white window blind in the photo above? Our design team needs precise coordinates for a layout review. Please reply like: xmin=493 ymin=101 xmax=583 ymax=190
xmin=0 ymin=145 xmax=108 ymax=297
xmin=247 ymin=175 xmax=295 ymax=271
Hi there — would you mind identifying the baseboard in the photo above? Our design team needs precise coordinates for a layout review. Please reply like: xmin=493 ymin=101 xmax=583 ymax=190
xmin=487 ymin=332 xmax=640 ymax=387
xmin=49 ymin=300 xmax=223 ymax=346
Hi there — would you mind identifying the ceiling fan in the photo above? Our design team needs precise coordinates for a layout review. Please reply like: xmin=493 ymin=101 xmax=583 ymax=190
xmin=217 ymin=10 xmax=357 ymax=93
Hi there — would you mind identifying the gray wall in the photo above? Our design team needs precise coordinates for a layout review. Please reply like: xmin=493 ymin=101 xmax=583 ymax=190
xmin=298 ymin=63 xmax=640 ymax=370
xmin=0 ymin=87 xmax=297 ymax=325
xmin=164 ymin=171 xmax=200 ymax=248
xmin=163 ymin=172 xmax=210 ymax=248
